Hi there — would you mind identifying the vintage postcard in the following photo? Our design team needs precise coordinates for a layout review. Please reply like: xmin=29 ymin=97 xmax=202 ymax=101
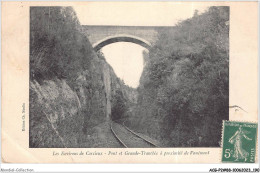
xmin=1 ymin=1 xmax=258 ymax=163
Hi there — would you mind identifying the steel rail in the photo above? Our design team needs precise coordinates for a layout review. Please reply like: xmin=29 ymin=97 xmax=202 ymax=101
xmin=122 ymin=121 xmax=159 ymax=147
xmin=110 ymin=121 xmax=128 ymax=148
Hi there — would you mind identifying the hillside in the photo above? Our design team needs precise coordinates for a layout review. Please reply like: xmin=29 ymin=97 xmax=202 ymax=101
xmin=127 ymin=7 xmax=229 ymax=147
xmin=29 ymin=7 xmax=137 ymax=147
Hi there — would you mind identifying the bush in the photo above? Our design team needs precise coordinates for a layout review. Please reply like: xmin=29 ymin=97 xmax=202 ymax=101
xmin=133 ymin=6 xmax=229 ymax=147
xmin=111 ymin=90 xmax=128 ymax=120
xmin=30 ymin=7 xmax=93 ymax=84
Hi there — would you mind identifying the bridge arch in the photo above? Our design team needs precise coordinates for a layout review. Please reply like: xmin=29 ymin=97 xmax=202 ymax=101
xmin=93 ymin=35 xmax=151 ymax=52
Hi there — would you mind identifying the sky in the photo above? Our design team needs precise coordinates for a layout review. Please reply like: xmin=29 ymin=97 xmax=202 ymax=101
xmin=73 ymin=2 xmax=209 ymax=26
xmin=101 ymin=43 xmax=147 ymax=88
xmin=73 ymin=3 xmax=209 ymax=88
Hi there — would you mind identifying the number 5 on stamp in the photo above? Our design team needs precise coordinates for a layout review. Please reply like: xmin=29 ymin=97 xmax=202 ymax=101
xmin=221 ymin=121 xmax=258 ymax=163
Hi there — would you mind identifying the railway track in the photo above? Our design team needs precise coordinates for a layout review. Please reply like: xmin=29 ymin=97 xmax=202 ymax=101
xmin=122 ymin=121 xmax=160 ymax=147
xmin=110 ymin=121 xmax=128 ymax=148
xmin=110 ymin=121 xmax=159 ymax=148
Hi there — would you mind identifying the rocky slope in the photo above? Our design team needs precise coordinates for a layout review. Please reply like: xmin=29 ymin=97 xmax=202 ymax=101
xmin=29 ymin=7 xmax=137 ymax=148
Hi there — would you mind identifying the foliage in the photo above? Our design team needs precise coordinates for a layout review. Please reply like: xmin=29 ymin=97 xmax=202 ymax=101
xmin=111 ymin=90 xmax=128 ymax=121
xmin=133 ymin=7 xmax=229 ymax=147
xmin=30 ymin=7 xmax=93 ymax=84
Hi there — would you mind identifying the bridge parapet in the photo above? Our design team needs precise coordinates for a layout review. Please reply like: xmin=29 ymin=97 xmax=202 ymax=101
xmin=81 ymin=25 xmax=171 ymax=50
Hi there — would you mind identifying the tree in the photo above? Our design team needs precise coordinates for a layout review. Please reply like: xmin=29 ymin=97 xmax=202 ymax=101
xmin=111 ymin=90 xmax=127 ymax=120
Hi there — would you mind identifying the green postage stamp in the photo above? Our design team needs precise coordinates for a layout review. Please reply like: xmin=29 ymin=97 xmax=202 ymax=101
xmin=222 ymin=121 xmax=258 ymax=163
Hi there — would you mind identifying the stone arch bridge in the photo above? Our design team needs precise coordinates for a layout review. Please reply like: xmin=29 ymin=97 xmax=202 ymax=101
xmin=81 ymin=25 xmax=171 ymax=51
